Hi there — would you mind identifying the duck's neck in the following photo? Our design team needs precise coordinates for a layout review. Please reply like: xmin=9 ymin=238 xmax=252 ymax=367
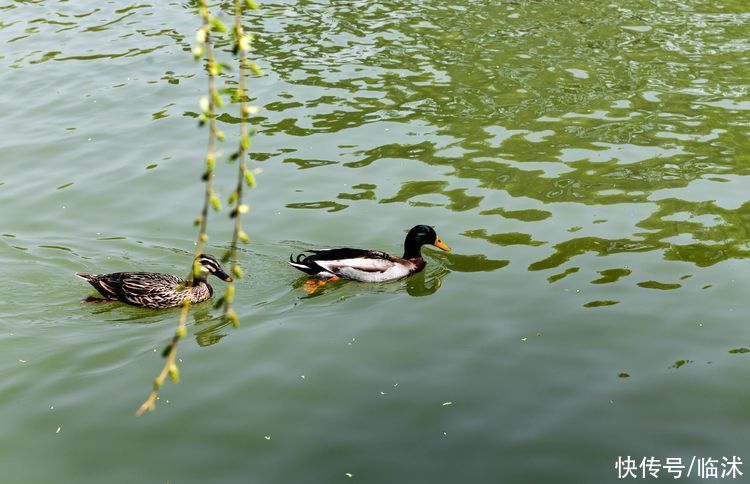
xmin=187 ymin=280 xmax=213 ymax=303
xmin=188 ymin=277 xmax=213 ymax=296
xmin=403 ymin=242 xmax=423 ymax=260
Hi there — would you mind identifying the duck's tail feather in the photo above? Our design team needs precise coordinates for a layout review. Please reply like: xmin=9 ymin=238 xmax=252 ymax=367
xmin=288 ymin=254 xmax=321 ymax=275
xmin=75 ymin=272 xmax=98 ymax=281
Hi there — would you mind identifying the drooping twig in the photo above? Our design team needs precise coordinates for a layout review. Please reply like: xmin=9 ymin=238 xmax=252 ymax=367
xmin=136 ymin=0 xmax=223 ymax=416
xmin=222 ymin=0 xmax=261 ymax=326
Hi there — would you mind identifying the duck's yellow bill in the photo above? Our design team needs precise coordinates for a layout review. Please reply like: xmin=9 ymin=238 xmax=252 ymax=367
xmin=434 ymin=236 xmax=451 ymax=252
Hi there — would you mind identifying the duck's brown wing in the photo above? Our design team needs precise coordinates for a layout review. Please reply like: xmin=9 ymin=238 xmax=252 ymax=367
xmin=79 ymin=272 xmax=182 ymax=308
xmin=117 ymin=273 xmax=184 ymax=308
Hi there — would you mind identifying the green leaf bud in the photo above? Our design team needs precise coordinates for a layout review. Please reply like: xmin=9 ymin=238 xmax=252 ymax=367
xmin=244 ymin=170 xmax=256 ymax=187
xmin=227 ymin=308 xmax=239 ymax=328
xmin=211 ymin=194 xmax=222 ymax=212
xmin=169 ymin=364 xmax=179 ymax=384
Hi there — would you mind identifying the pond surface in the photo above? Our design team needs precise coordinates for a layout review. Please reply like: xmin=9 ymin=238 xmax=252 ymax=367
xmin=2 ymin=0 xmax=749 ymax=482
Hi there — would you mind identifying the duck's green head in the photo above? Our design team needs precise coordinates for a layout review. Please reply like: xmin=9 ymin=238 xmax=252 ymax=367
xmin=194 ymin=254 xmax=233 ymax=282
xmin=404 ymin=225 xmax=451 ymax=258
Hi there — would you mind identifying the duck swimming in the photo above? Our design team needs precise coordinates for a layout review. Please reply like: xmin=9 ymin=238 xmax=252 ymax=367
xmin=289 ymin=225 xmax=451 ymax=287
xmin=75 ymin=253 xmax=232 ymax=309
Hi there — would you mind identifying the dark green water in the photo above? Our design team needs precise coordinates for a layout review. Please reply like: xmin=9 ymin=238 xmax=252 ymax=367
xmin=2 ymin=1 xmax=749 ymax=482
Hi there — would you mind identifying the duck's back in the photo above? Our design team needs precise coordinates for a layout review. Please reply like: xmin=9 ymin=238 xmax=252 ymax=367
xmin=76 ymin=272 xmax=184 ymax=309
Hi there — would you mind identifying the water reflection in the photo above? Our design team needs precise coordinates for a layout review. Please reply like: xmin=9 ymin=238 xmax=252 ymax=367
xmin=637 ymin=280 xmax=682 ymax=290
xmin=79 ymin=298 xmax=171 ymax=322
xmin=289 ymin=250 xmax=507 ymax=299
xmin=235 ymin=0 xmax=750 ymax=285
xmin=429 ymin=251 xmax=509 ymax=273
xmin=9 ymin=0 xmax=745 ymax=281
xmin=193 ymin=307 xmax=232 ymax=347
xmin=79 ymin=297 xmax=215 ymax=325
xmin=405 ymin=266 xmax=446 ymax=297
xmin=591 ymin=268 xmax=631 ymax=284
xmin=290 ymin=265 xmax=448 ymax=300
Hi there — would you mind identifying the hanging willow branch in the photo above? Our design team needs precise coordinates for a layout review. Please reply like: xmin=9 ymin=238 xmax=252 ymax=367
xmin=136 ymin=0 xmax=224 ymax=416
xmin=221 ymin=0 xmax=260 ymax=325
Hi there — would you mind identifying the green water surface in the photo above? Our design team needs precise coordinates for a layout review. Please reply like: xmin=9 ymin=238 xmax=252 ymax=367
xmin=1 ymin=0 xmax=749 ymax=482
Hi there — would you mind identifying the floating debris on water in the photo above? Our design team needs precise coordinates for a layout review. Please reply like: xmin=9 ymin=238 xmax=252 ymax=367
xmin=584 ymin=300 xmax=619 ymax=308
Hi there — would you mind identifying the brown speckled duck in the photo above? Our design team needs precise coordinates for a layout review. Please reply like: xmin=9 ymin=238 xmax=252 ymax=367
xmin=75 ymin=254 xmax=232 ymax=309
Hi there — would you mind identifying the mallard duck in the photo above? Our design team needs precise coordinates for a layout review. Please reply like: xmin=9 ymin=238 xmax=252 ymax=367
xmin=289 ymin=225 xmax=451 ymax=287
xmin=75 ymin=254 xmax=232 ymax=309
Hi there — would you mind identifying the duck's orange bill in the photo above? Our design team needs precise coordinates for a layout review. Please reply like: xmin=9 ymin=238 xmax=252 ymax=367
xmin=434 ymin=236 xmax=451 ymax=252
